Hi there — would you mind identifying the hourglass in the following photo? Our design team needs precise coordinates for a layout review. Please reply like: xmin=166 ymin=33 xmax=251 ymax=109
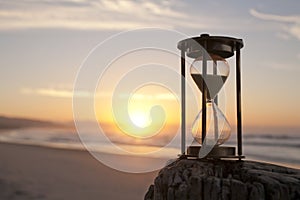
xmin=177 ymin=34 xmax=245 ymax=159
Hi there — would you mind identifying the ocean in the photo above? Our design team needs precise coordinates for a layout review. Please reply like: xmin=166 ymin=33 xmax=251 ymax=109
xmin=0 ymin=127 xmax=299 ymax=170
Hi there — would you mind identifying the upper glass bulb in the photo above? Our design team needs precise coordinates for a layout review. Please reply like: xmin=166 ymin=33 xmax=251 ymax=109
xmin=190 ymin=54 xmax=229 ymax=100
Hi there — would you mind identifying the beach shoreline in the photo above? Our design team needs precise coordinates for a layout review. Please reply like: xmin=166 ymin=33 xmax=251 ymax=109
xmin=0 ymin=142 xmax=157 ymax=200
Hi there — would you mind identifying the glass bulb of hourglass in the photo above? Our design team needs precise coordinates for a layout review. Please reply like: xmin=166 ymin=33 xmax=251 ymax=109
xmin=190 ymin=54 xmax=231 ymax=145
xmin=190 ymin=54 xmax=229 ymax=99
xmin=192 ymin=101 xmax=231 ymax=145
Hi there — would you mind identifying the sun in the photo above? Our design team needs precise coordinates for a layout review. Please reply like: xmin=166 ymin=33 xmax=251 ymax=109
xmin=129 ymin=111 xmax=151 ymax=128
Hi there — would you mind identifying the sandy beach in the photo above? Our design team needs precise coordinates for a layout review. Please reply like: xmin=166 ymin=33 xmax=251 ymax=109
xmin=0 ymin=142 xmax=157 ymax=200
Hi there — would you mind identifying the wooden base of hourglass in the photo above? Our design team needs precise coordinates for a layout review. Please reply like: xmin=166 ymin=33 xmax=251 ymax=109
xmin=186 ymin=146 xmax=245 ymax=159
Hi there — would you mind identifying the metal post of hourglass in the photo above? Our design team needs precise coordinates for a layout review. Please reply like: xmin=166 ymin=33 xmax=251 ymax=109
xmin=201 ymin=40 xmax=207 ymax=144
xmin=213 ymin=59 xmax=219 ymax=142
xmin=236 ymin=46 xmax=242 ymax=158
xmin=180 ymin=49 xmax=186 ymax=155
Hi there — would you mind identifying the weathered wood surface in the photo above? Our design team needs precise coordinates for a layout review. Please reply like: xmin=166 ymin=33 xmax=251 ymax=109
xmin=145 ymin=159 xmax=300 ymax=200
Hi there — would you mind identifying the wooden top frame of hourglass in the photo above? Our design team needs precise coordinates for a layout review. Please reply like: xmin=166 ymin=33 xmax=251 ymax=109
xmin=178 ymin=34 xmax=245 ymax=159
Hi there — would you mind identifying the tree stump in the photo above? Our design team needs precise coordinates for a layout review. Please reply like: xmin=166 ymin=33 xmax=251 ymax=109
xmin=145 ymin=159 xmax=300 ymax=200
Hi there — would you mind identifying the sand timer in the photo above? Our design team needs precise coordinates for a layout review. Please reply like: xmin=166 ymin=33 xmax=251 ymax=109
xmin=177 ymin=34 xmax=245 ymax=159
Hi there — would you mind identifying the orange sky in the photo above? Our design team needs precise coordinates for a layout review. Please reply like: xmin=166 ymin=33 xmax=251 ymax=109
xmin=0 ymin=1 xmax=299 ymax=136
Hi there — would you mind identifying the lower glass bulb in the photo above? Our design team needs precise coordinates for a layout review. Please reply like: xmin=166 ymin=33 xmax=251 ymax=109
xmin=191 ymin=101 xmax=231 ymax=146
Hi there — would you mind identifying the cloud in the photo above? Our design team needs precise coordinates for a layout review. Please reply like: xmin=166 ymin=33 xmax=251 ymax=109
xmin=250 ymin=9 xmax=300 ymax=23
xmin=0 ymin=0 xmax=254 ymax=31
xmin=250 ymin=8 xmax=300 ymax=40
xmin=263 ymin=61 xmax=299 ymax=72
xmin=20 ymin=87 xmax=178 ymax=100
xmin=0 ymin=0 xmax=193 ymax=30
xmin=21 ymin=88 xmax=91 ymax=98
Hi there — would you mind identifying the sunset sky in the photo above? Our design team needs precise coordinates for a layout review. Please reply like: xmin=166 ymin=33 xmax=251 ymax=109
xmin=1 ymin=0 xmax=300 ymax=135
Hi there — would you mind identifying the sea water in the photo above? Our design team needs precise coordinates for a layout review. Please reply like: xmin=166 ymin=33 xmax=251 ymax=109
xmin=0 ymin=127 xmax=299 ymax=169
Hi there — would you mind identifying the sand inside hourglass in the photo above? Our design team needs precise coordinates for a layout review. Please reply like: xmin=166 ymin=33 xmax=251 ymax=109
xmin=191 ymin=74 xmax=227 ymax=99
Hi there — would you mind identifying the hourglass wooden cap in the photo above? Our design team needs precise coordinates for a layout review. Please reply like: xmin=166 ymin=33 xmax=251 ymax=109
xmin=177 ymin=34 xmax=244 ymax=59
